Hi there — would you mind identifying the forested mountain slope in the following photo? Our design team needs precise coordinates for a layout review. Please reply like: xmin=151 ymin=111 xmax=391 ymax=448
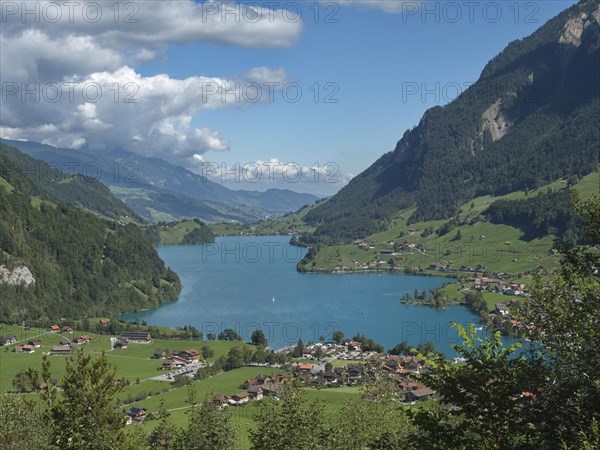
xmin=304 ymin=0 xmax=600 ymax=243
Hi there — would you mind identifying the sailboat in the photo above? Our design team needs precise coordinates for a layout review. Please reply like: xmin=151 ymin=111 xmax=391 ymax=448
xmin=272 ymin=296 xmax=276 ymax=303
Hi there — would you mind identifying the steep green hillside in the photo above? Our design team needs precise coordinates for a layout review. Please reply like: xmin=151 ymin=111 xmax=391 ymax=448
xmin=0 ymin=143 xmax=139 ymax=222
xmin=304 ymin=0 xmax=600 ymax=243
xmin=0 ymin=146 xmax=180 ymax=322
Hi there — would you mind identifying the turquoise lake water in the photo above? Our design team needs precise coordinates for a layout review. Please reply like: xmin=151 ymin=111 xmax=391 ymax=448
xmin=121 ymin=236 xmax=512 ymax=356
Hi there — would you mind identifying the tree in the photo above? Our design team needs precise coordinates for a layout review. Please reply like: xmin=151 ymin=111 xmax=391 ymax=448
xmin=332 ymin=330 xmax=345 ymax=345
xmin=217 ymin=328 xmax=243 ymax=341
xmin=410 ymin=324 xmax=545 ymax=449
xmin=12 ymin=368 xmax=39 ymax=393
xmin=201 ymin=345 xmax=214 ymax=360
xmin=149 ymin=399 xmax=179 ymax=449
xmin=0 ymin=395 xmax=51 ymax=450
xmin=388 ymin=341 xmax=411 ymax=356
xmin=178 ymin=389 xmax=237 ymax=450
xmin=291 ymin=339 xmax=304 ymax=358
xmin=250 ymin=385 xmax=328 ymax=450
xmin=516 ymin=193 xmax=600 ymax=447
xmin=251 ymin=329 xmax=268 ymax=347
xmin=47 ymin=350 xmax=127 ymax=449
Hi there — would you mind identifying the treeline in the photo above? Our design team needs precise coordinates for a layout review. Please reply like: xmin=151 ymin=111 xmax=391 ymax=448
xmin=486 ymin=187 xmax=584 ymax=243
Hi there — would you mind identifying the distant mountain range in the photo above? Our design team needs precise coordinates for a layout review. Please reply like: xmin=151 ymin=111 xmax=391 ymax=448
xmin=303 ymin=0 xmax=600 ymax=243
xmin=1 ymin=139 xmax=320 ymax=223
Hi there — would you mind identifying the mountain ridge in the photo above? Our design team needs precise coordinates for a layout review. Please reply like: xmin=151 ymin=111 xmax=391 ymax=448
xmin=302 ymin=0 xmax=600 ymax=244
xmin=1 ymin=139 xmax=320 ymax=223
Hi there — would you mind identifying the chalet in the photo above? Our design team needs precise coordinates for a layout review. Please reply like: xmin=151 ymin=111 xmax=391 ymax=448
xmin=262 ymin=382 xmax=284 ymax=397
xmin=48 ymin=325 xmax=60 ymax=333
xmin=298 ymin=363 xmax=314 ymax=373
xmin=161 ymin=359 xmax=174 ymax=370
xmin=229 ymin=393 xmax=249 ymax=406
xmin=26 ymin=339 xmax=41 ymax=348
xmin=5 ymin=335 xmax=17 ymax=345
xmin=99 ymin=319 xmax=111 ymax=326
xmin=126 ymin=406 xmax=148 ymax=422
xmin=153 ymin=349 xmax=167 ymax=359
xmin=399 ymin=381 xmax=426 ymax=392
xmin=172 ymin=356 xmax=189 ymax=367
xmin=62 ymin=326 xmax=73 ymax=334
xmin=256 ymin=375 xmax=273 ymax=385
xmin=246 ymin=377 xmax=260 ymax=386
xmin=59 ymin=338 xmax=71 ymax=346
xmin=120 ymin=331 xmax=152 ymax=343
xmin=20 ymin=344 xmax=35 ymax=353
xmin=429 ymin=262 xmax=444 ymax=270
xmin=380 ymin=249 xmax=395 ymax=255
xmin=213 ymin=394 xmax=229 ymax=408
xmin=50 ymin=345 xmax=72 ymax=356
xmin=181 ymin=349 xmax=200 ymax=361
xmin=405 ymin=387 xmax=435 ymax=402
xmin=346 ymin=340 xmax=361 ymax=351
xmin=495 ymin=303 xmax=511 ymax=316
xmin=323 ymin=371 xmax=338 ymax=383
xmin=247 ymin=386 xmax=264 ymax=400
xmin=333 ymin=366 xmax=345 ymax=375
xmin=113 ymin=339 xmax=128 ymax=349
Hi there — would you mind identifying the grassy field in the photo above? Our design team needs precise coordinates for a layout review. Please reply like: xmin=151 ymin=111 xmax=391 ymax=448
xmin=301 ymin=173 xmax=600 ymax=275
xmin=0 ymin=327 xmax=247 ymax=393
xmin=155 ymin=220 xmax=204 ymax=245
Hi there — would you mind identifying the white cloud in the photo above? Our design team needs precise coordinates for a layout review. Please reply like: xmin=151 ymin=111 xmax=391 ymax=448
xmin=1 ymin=65 xmax=290 ymax=162
xmin=190 ymin=158 xmax=354 ymax=195
xmin=0 ymin=1 xmax=309 ymax=171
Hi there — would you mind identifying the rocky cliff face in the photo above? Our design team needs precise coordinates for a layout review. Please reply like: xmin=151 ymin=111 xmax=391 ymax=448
xmin=0 ymin=265 xmax=35 ymax=287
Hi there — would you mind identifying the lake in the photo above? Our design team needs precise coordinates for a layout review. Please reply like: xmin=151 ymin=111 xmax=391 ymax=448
xmin=121 ymin=236 xmax=498 ymax=356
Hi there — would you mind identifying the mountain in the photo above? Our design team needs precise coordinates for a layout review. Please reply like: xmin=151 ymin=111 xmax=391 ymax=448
xmin=0 ymin=143 xmax=139 ymax=222
xmin=1 ymin=140 xmax=320 ymax=222
xmin=303 ymin=0 xmax=600 ymax=243
xmin=0 ymin=144 xmax=181 ymax=321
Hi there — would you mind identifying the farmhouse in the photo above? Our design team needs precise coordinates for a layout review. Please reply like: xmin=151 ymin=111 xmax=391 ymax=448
xmin=405 ymin=387 xmax=436 ymax=402
xmin=247 ymin=386 xmax=264 ymax=400
xmin=120 ymin=331 xmax=152 ymax=342
xmin=27 ymin=338 xmax=41 ymax=347
xmin=113 ymin=339 xmax=128 ymax=349
xmin=126 ymin=406 xmax=148 ymax=422
xmin=229 ymin=393 xmax=249 ymax=406
xmin=50 ymin=345 xmax=72 ymax=356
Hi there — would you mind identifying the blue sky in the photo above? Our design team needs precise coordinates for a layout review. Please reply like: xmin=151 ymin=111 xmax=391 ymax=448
xmin=0 ymin=0 xmax=578 ymax=194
